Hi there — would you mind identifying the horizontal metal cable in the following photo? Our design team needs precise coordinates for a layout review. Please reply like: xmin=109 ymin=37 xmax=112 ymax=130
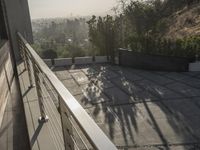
xmin=17 ymin=32 xmax=117 ymax=150
xmin=70 ymin=118 xmax=90 ymax=150
xmin=41 ymin=98 xmax=64 ymax=150
xmin=41 ymin=74 xmax=90 ymax=149
xmin=40 ymin=83 xmax=64 ymax=141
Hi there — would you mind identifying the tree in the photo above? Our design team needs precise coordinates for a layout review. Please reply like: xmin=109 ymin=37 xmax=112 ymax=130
xmin=87 ymin=15 xmax=117 ymax=61
xmin=41 ymin=49 xmax=57 ymax=59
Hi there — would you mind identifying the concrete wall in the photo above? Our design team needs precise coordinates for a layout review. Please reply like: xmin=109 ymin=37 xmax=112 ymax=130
xmin=0 ymin=41 xmax=14 ymax=126
xmin=44 ymin=56 xmax=109 ymax=67
xmin=95 ymin=56 xmax=108 ymax=63
xmin=189 ymin=62 xmax=200 ymax=71
xmin=119 ymin=49 xmax=189 ymax=72
xmin=2 ymin=0 xmax=33 ymax=60
xmin=54 ymin=58 xmax=73 ymax=67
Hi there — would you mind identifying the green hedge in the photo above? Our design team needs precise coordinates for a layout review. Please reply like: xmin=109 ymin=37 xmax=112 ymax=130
xmin=129 ymin=35 xmax=200 ymax=58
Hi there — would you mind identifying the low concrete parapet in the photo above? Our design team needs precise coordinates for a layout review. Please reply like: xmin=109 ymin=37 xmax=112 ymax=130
xmin=43 ymin=56 xmax=111 ymax=67
xmin=95 ymin=56 xmax=108 ymax=63
xmin=74 ymin=57 xmax=93 ymax=65
xmin=189 ymin=62 xmax=200 ymax=71
xmin=54 ymin=58 xmax=73 ymax=67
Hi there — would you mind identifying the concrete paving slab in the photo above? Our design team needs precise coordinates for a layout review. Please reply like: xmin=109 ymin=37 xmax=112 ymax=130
xmin=136 ymin=102 xmax=196 ymax=144
xmin=194 ymin=73 xmax=200 ymax=79
xmin=62 ymin=79 xmax=82 ymax=96
xmin=92 ymin=76 xmax=113 ymax=89
xmin=63 ymin=85 xmax=82 ymax=96
xmin=97 ymin=70 xmax=119 ymax=79
xmin=86 ymin=105 xmax=135 ymax=147
xmin=164 ymin=72 xmax=189 ymax=81
xmin=81 ymin=83 xmax=110 ymax=104
xmin=136 ymin=71 xmax=173 ymax=85
xmin=135 ymin=80 xmax=183 ymax=99
xmin=186 ymin=116 xmax=200 ymax=139
xmin=193 ymin=98 xmax=200 ymax=106
xmin=181 ymin=71 xmax=200 ymax=77
xmin=162 ymin=99 xmax=200 ymax=139
xmin=166 ymin=82 xmax=200 ymax=97
xmin=74 ymin=94 xmax=93 ymax=108
xmin=108 ymin=65 xmax=122 ymax=71
xmin=81 ymin=67 xmax=97 ymax=76
xmin=54 ymin=69 xmax=72 ymax=80
xmin=71 ymin=71 xmax=90 ymax=85
xmin=115 ymin=69 xmax=143 ymax=82
xmin=110 ymin=77 xmax=143 ymax=94
xmin=104 ymin=87 xmax=134 ymax=105
xmin=62 ymin=78 xmax=78 ymax=88
xmin=110 ymin=78 xmax=157 ymax=102
xmin=41 ymin=64 xmax=200 ymax=148
xmin=178 ymin=77 xmax=200 ymax=88
xmin=163 ymin=99 xmax=200 ymax=117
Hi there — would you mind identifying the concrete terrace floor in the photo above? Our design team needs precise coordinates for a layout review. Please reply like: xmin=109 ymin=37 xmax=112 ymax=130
xmin=53 ymin=64 xmax=200 ymax=150
xmin=0 ymin=77 xmax=30 ymax=150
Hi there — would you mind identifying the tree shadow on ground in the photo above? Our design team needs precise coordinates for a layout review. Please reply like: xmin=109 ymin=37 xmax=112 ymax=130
xmin=54 ymin=64 xmax=200 ymax=149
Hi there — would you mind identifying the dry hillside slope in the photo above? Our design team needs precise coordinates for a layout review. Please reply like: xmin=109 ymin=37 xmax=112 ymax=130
xmin=163 ymin=4 xmax=200 ymax=39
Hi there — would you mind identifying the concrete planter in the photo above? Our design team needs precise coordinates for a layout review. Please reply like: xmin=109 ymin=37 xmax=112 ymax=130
xmin=95 ymin=56 xmax=108 ymax=63
xmin=119 ymin=48 xmax=189 ymax=72
xmin=189 ymin=61 xmax=200 ymax=71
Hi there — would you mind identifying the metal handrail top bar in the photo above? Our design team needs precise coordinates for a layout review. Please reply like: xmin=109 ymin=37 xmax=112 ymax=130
xmin=17 ymin=32 xmax=117 ymax=150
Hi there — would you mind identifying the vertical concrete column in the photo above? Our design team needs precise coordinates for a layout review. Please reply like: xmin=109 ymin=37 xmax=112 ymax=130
xmin=2 ymin=0 xmax=33 ymax=60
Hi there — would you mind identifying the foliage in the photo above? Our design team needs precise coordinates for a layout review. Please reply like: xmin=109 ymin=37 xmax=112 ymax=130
xmin=41 ymin=49 xmax=57 ymax=59
xmin=87 ymin=0 xmax=200 ymax=59
xmin=32 ymin=18 xmax=90 ymax=58
xmin=87 ymin=15 xmax=117 ymax=60
xmin=129 ymin=35 xmax=200 ymax=58
xmin=33 ymin=0 xmax=200 ymax=59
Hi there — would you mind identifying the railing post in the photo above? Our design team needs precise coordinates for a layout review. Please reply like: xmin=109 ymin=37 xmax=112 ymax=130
xmin=59 ymin=96 xmax=74 ymax=150
xmin=118 ymin=48 xmax=121 ymax=65
xmin=33 ymin=63 xmax=49 ymax=122
xmin=25 ymin=52 xmax=35 ymax=87
xmin=22 ymin=44 xmax=28 ymax=70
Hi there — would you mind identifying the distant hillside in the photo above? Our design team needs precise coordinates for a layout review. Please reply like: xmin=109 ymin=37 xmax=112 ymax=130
xmin=163 ymin=4 xmax=200 ymax=39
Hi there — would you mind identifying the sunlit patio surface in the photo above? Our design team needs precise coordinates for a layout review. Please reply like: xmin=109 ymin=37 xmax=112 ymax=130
xmin=53 ymin=64 xmax=200 ymax=150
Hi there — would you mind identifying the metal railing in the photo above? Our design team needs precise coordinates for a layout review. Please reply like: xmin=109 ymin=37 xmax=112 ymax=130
xmin=17 ymin=32 xmax=117 ymax=150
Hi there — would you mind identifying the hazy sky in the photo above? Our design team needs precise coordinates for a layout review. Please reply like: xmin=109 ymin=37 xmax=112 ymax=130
xmin=28 ymin=0 xmax=117 ymax=19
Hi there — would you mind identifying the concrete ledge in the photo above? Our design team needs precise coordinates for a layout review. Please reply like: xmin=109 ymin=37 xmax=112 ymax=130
xmin=95 ymin=56 xmax=108 ymax=63
xmin=189 ymin=62 xmax=200 ymax=71
xmin=54 ymin=58 xmax=72 ymax=67
xmin=43 ymin=59 xmax=52 ymax=67
xmin=74 ymin=57 xmax=93 ymax=65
